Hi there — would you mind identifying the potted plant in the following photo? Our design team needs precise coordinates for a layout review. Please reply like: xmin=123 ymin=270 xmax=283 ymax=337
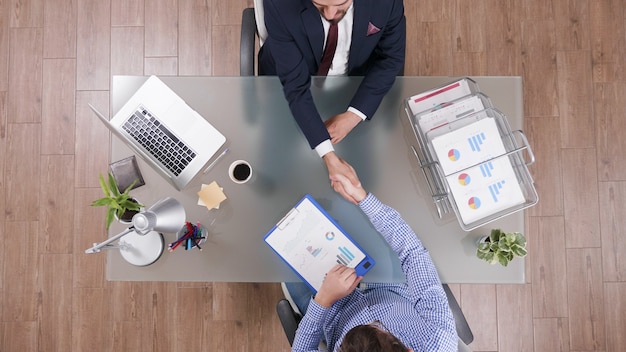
xmin=91 ymin=172 xmax=144 ymax=229
xmin=476 ymin=229 xmax=527 ymax=267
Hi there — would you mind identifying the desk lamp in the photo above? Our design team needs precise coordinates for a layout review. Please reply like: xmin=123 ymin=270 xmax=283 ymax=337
xmin=85 ymin=197 xmax=186 ymax=266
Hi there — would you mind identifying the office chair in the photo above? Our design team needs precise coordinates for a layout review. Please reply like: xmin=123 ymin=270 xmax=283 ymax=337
xmin=276 ymin=283 xmax=474 ymax=351
xmin=240 ymin=7 xmax=257 ymax=76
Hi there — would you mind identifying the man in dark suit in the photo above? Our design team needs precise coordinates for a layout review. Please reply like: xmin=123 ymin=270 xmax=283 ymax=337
xmin=259 ymin=0 xmax=405 ymax=202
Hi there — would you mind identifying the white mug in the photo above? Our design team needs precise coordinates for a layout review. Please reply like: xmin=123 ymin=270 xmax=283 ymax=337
xmin=228 ymin=160 xmax=252 ymax=184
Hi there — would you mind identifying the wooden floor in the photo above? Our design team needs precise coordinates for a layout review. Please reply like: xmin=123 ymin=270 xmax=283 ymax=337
xmin=1 ymin=0 xmax=625 ymax=351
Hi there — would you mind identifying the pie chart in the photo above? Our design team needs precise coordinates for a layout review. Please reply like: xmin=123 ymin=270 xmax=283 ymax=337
xmin=448 ymin=149 xmax=461 ymax=161
xmin=468 ymin=197 xmax=481 ymax=209
xmin=458 ymin=173 xmax=471 ymax=186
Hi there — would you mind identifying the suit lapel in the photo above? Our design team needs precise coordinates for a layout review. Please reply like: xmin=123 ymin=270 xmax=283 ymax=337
xmin=301 ymin=0 xmax=324 ymax=63
xmin=349 ymin=0 xmax=370 ymax=71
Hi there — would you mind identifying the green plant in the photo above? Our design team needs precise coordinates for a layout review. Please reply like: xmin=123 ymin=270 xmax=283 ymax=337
xmin=476 ymin=229 xmax=527 ymax=267
xmin=91 ymin=173 xmax=143 ymax=229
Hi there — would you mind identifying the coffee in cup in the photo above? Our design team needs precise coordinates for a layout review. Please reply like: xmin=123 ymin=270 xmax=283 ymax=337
xmin=228 ymin=160 xmax=252 ymax=184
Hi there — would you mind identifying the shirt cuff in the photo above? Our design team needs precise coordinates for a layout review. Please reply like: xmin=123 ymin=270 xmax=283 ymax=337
xmin=315 ymin=140 xmax=335 ymax=158
xmin=348 ymin=106 xmax=367 ymax=121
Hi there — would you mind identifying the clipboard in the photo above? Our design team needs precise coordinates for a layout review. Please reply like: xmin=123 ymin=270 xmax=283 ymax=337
xmin=263 ymin=194 xmax=375 ymax=293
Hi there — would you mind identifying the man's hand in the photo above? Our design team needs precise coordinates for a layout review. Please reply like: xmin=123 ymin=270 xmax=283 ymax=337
xmin=322 ymin=152 xmax=361 ymax=204
xmin=324 ymin=111 xmax=361 ymax=144
xmin=314 ymin=264 xmax=363 ymax=308
xmin=330 ymin=173 xmax=367 ymax=203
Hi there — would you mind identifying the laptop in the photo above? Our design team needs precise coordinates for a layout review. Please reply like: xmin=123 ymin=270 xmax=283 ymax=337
xmin=89 ymin=76 xmax=226 ymax=191
xmin=264 ymin=195 xmax=375 ymax=292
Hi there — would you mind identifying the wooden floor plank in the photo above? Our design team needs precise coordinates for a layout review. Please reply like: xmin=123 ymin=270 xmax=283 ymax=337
xmin=528 ymin=216 xmax=569 ymax=318
xmin=485 ymin=0 xmax=522 ymax=76
xmin=5 ymin=123 xmax=41 ymax=222
xmin=39 ymin=155 xmax=75 ymax=254
xmin=520 ymin=20 xmax=559 ymax=118
xmin=43 ymin=0 xmax=77 ymax=59
xmin=553 ymin=0 xmax=591 ymax=51
xmin=41 ymin=58 xmax=76 ymax=155
xmin=8 ymin=28 xmax=42 ymax=124
xmin=0 ymin=0 xmax=8 ymax=91
xmin=73 ymin=188 xmax=107 ymax=289
xmin=2 ymin=322 xmax=38 ymax=352
xmin=604 ymin=282 xmax=626 ymax=351
xmin=9 ymin=0 xmax=43 ymax=28
xmin=453 ymin=0 xmax=486 ymax=53
xmin=73 ymin=91 xmax=110 ymax=189
xmin=111 ymin=26 xmax=145 ymax=76
xmin=556 ymin=50 xmax=595 ymax=148
xmin=145 ymin=0 xmax=179 ymax=57
xmin=589 ymin=0 xmax=625 ymax=82
xmin=566 ymin=248 xmax=606 ymax=350
xmin=178 ymin=0 xmax=213 ymax=76
xmin=2 ymin=221 xmax=39 ymax=322
xmin=533 ymin=318 xmax=570 ymax=352
xmin=71 ymin=288 xmax=113 ymax=352
xmin=599 ymin=181 xmax=626 ymax=282
xmin=37 ymin=254 xmax=73 ymax=352
xmin=594 ymin=82 xmax=626 ymax=181
xmin=0 ymin=91 xmax=7 ymax=223
xmin=111 ymin=0 xmax=144 ymax=27
xmin=176 ymin=287 xmax=213 ymax=351
xmin=145 ymin=57 xmax=179 ymax=76
xmin=76 ymin=0 xmax=111 ymax=90
xmin=561 ymin=148 xmax=601 ymax=248
xmin=496 ymin=284 xmax=534 ymax=352
xmin=211 ymin=25 xmax=240 ymax=76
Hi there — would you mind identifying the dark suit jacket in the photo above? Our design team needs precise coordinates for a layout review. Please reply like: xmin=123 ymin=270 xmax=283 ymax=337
xmin=259 ymin=0 xmax=406 ymax=149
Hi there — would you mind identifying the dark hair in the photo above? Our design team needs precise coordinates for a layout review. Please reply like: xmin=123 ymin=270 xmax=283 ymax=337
xmin=339 ymin=324 xmax=410 ymax=352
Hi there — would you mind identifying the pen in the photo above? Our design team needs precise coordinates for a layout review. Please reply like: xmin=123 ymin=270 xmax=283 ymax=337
xmin=203 ymin=147 xmax=230 ymax=174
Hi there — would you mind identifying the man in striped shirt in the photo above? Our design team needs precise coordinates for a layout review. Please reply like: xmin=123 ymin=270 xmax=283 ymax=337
xmin=288 ymin=173 xmax=458 ymax=352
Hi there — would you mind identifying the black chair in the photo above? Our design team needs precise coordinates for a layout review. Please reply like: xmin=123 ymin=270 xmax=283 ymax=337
xmin=240 ymin=7 xmax=257 ymax=76
xmin=276 ymin=283 xmax=474 ymax=351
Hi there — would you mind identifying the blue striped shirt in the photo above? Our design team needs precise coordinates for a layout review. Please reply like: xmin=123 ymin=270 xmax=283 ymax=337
xmin=292 ymin=193 xmax=458 ymax=352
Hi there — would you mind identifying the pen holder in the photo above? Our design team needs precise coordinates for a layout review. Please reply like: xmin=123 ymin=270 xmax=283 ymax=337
xmin=169 ymin=222 xmax=208 ymax=252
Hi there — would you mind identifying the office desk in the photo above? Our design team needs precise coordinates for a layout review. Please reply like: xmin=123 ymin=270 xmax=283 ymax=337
xmin=107 ymin=76 xmax=526 ymax=284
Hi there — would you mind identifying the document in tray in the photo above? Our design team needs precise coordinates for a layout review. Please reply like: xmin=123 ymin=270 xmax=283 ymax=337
xmin=264 ymin=195 xmax=375 ymax=293
xmin=407 ymin=79 xmax=474 ymax=116
xmin=429 ymin=117 xmax=526 ymax=224
xmin=429 ymin=117 xmax=506 ymax=176
xmin=416 ymin=94 xmax=487 ymax=135
xmin=445 ymin=158 xmax=525 ymax=225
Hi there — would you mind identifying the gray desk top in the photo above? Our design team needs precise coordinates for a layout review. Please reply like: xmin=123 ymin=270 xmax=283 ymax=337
xmin=107 ymin=76 xmax=526 ymax=284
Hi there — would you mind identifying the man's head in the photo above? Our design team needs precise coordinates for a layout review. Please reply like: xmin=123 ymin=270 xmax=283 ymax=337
xmin=339 ymin=322 xmax=415 ymax=352
xmin=311 ymin=0 xmax=353 ymax=24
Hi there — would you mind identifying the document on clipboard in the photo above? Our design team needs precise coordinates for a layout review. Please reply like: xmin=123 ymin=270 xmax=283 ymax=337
xmin=263 ymin=195 xmax=375 ymax=292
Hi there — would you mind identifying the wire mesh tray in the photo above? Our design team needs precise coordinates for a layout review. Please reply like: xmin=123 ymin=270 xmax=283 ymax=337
xmin=405 ymin=80 xmax=538 ymax=231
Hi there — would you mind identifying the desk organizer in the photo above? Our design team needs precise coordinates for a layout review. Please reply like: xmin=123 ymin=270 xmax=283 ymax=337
xmin=405 ymin=78 xmax=538 ymax=231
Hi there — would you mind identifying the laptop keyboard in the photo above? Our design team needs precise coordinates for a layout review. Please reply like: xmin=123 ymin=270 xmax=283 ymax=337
xmin=122 ymin=106 xmax=196 ymax=176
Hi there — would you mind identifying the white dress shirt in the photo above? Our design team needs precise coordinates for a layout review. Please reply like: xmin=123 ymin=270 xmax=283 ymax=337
xmin=315 ymin=4 xmax=367 ymax=158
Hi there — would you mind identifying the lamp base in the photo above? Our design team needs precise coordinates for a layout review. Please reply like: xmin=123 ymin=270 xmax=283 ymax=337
xmin=118 ymin=230 xmax=164 ymax=266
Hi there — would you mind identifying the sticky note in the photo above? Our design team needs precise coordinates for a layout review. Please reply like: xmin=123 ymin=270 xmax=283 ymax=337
xmin=197 ymin=182 xmax=227 ymax=210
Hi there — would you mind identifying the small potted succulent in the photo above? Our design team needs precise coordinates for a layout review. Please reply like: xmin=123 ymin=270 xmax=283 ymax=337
xmin=91 ymin=172 xmax=143 ymax=229
xmin=476 ymin=229 xmax=527 ymax=267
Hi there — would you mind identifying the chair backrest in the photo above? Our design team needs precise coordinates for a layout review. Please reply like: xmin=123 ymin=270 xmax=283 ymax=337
xmin=240 ymin=7 xmax=257 ymax=76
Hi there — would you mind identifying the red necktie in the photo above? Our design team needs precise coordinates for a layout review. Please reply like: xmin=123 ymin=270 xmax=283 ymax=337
xmin=317 ymin=23 xmax=338 ymax=76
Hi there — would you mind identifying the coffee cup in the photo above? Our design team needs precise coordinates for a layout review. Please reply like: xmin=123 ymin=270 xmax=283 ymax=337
xmin=228 ymin=160 xmax=252 ymax=184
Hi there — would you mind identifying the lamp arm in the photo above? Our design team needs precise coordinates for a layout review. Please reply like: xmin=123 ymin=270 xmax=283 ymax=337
xmin=85 ymin=227 xmax=136 ymax=254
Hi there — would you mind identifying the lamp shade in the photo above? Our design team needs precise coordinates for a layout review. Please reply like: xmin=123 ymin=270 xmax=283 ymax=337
xmin=132 ymin=197 xmax=186 ymax=235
